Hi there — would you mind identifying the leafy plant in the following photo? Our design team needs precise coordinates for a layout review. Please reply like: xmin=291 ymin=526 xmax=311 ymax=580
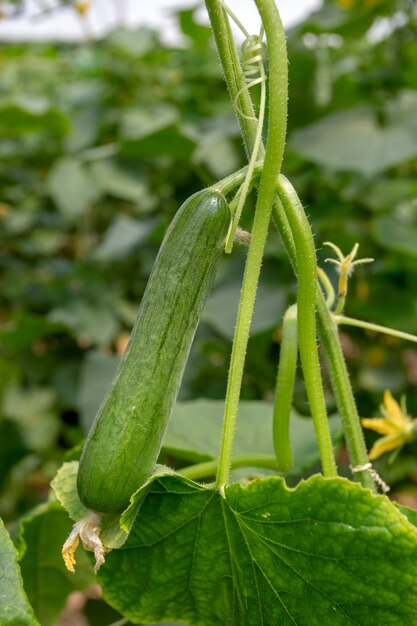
xmin=1 ymin=1 xmax=417 ymax=624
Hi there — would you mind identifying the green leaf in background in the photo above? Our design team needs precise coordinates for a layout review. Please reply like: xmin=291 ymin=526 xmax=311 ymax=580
xmin=3 ymin=385 xmax=59 ymax=452
xmin=120 ymin=105 xmax=178 ymax=141
xmin=0 ymin=312 xmax=65 ymax=352
xmin=97 ymin=472 xmax=417 ymax=626
xmin=362 ymin=178 xmax=416 ymax=212
xmin=120 ymin=104 xmax=196 ymax=159
xmin=16 ymin=502 xmax=95 ymax=626
xmin=65 ymin=107 xmax=99 ymax=152
xmin=371 ymin=216 xmax=417 ymax=258
xmin=94 ymin=215 xmax=155 ymax=261
xmin=90 ymin=158 xmax=154 ymax=207
xmin=397 ymin=502 xmax=417 ymax=528
xmin=0 ymin=101 xmax=68 ymax=137
xmin=107 ymin=27 xmax=158 ymax=57
xmin=290 ymin=104 xmax=417 ymax=176
xmin=77 ymin=350 xmax=119 ymax=433
xmin=120 ymin=125 xmax=196 ymax=159
xmin=47 ymin=157 xmax=101 ymax=220
xmin=0 ymin=516 xmax=39 ymax=626
xmin=0 ymin=419 xmax=27 ymax=491
xmin=178 ymin=8 xmax=212 ymax=48
xmin=164 ymin=399 xmax=343 ymax=476
xmin=193 ymin=133 xmax=240 ymax=178
xmin=48 ymin=300 xmax=119 ymax=347
xmin=202 ymin=280 xmax=286 ymax=340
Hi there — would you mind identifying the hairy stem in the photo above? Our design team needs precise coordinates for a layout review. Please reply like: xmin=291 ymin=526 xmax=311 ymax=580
xmin=276 ymin=177 xmax=337 ymax=477
xmin=204 ymin=0 xmax=259 ymax=159
xmin=205 ymin=0 xmax=369 ymax=488
xmin=209 ymin=0 xmax=288 ymax=491
xmin=335 ymin=316 xmax=417 ymax=344
xmin=317 ymin=296 xmax=375 ymax=490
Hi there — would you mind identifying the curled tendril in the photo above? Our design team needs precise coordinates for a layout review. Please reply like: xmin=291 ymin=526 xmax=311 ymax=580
xmin=221 ymin=2 xmax=267 ymax=252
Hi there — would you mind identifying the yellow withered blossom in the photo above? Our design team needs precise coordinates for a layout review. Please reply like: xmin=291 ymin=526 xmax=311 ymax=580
xmin=362 ymin=391 xmax=417 ymax=461
xmin=74 ymin=1 xmax=90 ymax=16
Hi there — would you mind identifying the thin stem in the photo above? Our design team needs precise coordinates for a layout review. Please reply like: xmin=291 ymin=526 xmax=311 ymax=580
xmin=271 ymin=190 xmax=298 ymax=270
xmin=225 ymin=60 xmax=266 ymax=252
xmin=270 ymin=200 xmax=376 ymax=491
xmin=335 ymin=294 xmax=346 ymax=315
xmin=180 ymin=454 xmax=279 ymax=481
xmin=273 ymin=304 xmax=298 ymax=472
xmin=220 ymin=1 xmax=251 ymax=39
xmin=335 ymin=316 xmax=417 ymax=344
xmin=276 ymin=176 xmax=337 ymax=477
xmin=205 ymin=0 xmax=260 ymax=160
xmin=205 ymin=0 xmax=297 ymax=264
xmin=211 ymin=160 xmax=264 ymax=195
xmin=317 ymin=294 xmax=376 ymax=491
xmin=317 ymin=267 xmax=335 ymax=309
xmin=253 ymin=0 xmax=287 ymax=173
xmin=213 ymin=0 xmax=288 ymax=492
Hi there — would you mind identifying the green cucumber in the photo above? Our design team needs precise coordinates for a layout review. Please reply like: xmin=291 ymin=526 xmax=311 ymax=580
xmin=77 ymin=190 xmax=230 ymax=513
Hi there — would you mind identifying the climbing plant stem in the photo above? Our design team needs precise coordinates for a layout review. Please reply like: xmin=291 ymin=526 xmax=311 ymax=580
xmin=276 ymin=177 xmax=337 ymax=477
xmin=205 ymin=0 xmax=297 ymax=264
xmin=206 ymin=0 xmax=375 ymax=492
xmin=317 ymin=296 xmax=376 ymax=491
xmin=208 ymin=0 xmax=288 ymax=491
xmin=204 ymin=0 xmax=260 ymax=160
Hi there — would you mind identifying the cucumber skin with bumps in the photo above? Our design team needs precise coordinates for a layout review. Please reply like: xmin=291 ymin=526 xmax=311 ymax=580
xmin=77 ymin=190 xmax=230 ymax=513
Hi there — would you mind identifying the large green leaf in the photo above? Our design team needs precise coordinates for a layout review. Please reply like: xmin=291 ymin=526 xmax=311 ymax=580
xmin=16 ymin=503 xmax=95 ymax=626
xmin=290 ymin=104 xmax=417 ymax=176
xmin=94 ymin=215 xmax=155 ymax=261
xmin=164 ymin=399 xmax=342 ymax=476
xmin=120 ymin=126 xmax=196 ymax=159
xmin=77 ymin=349 xmax=119 ymax=433
xmin=193 ymin=133 xmax=240 ymax=178
xmin=120 ymin=104 xmax=196 ymax=158
xmin=90 ymin=159 xmax=154 ymax=207
xmin=3 ymin=385 xmax=59 ymax=452
xmin=120 ymin=105 xmax=178 ymax=141
xmin=47 ymin=157 xmax=101 ymax=220
xmin=48 ymin=300 xmax=119 ymax=347
xmin=97 ymin=472 xmax=417 ymax=625
xmin=0 ymin=312 xmax=65 ymax=352
xmin=107 ymin=27 xmax=158 ymax=57
xmin=0 ymin=516 xmax=38 ymax=626
xmin=0 ymin=101 xmax=68 ymax=137
xmin=202 ymin=280 xmax=286 ymax=340
xmin=371 ymin=216 xmax=417 ymax=258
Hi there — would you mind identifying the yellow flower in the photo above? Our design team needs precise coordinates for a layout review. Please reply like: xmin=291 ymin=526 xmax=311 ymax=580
xmin=323 ymin=241 xmax=373 ymax=313
xmin=74 ymin=1 xmax=90 ymax=16
xmin=362 ymin=391 xmax=417 ymax=461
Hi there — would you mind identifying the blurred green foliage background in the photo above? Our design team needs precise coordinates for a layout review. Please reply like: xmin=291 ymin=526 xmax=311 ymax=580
xmin=1 ymin=0 xmax=417 ymax=537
